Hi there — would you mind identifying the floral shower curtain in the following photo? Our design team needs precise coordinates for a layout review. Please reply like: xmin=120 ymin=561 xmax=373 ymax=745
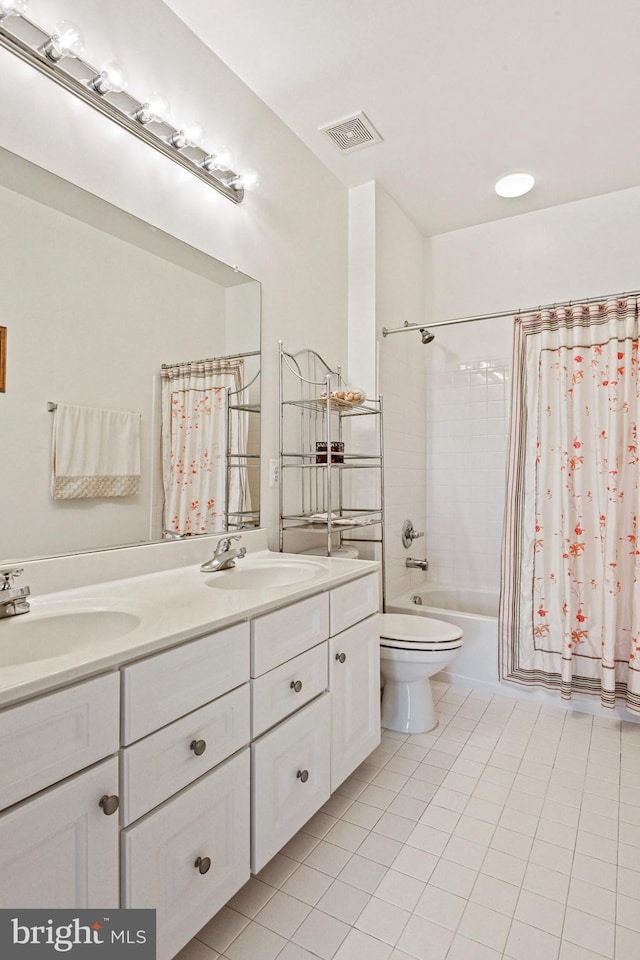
xmin=500 ymin=298 xmax=640 ymax=712
xmin=161 ymin=358 xmax=244 ymax=536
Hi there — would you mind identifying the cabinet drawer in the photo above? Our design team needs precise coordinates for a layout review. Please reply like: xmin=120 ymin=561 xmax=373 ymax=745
xmin=122 ymin=622 xmax=249 ymax=744
xmin=251 ymin=593 xmax=329 ymax=677
xmin=122 ymin=748 xmax=250 ymax=960
xmin=0 ymin=673 xmax=119 ymax=812
xmin=252 ymin=643 xmax=328 ymax=738
xmin=251 ymin=694 xmax=330 ymax=873
xmin=121 ymin=684 xmax=250 ymax=825
xmin=330 ymin=573 xmax=379 ymax=636
xmin=0 ymin=757 xmax=119 ymax=909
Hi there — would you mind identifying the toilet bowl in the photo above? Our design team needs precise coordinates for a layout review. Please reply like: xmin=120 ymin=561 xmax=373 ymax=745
xmin=379 ymin=613 xmax=464 ymax=734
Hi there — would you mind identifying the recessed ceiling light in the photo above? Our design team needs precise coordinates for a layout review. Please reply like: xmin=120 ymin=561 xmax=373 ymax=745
xmin=495 ymin=172 xmax=535 ymax=198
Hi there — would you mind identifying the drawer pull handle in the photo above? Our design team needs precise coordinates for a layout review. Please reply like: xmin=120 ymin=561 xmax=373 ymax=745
xmin=290 ymin=680 xmax=303 ymax=693
xmin=190 ymin=739 xmax=207 ymax=756
xmin=335 ymin=652 xmax=347 ymax=664
xmin=99 ymin=794 xmax=119 ymax=816
xmin=194 ymin=856 xmax=211 ymax=875
xmin=297 ymin=769 xmax=309 ymax=783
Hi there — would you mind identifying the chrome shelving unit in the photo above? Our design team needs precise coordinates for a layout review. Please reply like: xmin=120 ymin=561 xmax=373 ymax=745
xmin=278 ymin=343 xmax=385 ymax=585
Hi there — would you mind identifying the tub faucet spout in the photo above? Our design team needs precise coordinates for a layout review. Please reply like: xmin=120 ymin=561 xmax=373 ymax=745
xmin=406 ymin=558 xmax=429 ymax=571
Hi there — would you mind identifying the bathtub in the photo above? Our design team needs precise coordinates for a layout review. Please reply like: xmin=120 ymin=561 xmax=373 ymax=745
xmin=386 ymin=587 xmax=500 ymax=692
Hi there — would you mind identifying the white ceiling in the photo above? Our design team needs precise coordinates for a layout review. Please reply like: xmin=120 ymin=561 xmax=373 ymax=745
xmin=162 ymin=0 xmax=640 ymax=237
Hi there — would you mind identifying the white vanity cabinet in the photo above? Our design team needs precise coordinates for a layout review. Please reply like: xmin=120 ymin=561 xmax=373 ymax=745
xmin=0 ymin=674 xmax=121 ymax=908
xmin=249 ymin=573 xmax=380 ymax=872
xmin=119 ymin=623 xmax=252 ymax=960
xmin=0 ymin=561 xmax=381 ymax=960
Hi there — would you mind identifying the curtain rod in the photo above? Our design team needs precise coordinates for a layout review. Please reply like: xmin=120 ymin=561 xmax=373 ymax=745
xmin=161 ymin=350 xmax=260 ymax=369
xmin=382 ymin=287 xmax=640 ymax=337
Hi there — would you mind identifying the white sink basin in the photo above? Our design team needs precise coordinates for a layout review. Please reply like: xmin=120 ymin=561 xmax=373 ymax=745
xmin=0 ymin=607 xmax=142 ymax=667
xmin=204 ymin=557 xmax=326 ymax=591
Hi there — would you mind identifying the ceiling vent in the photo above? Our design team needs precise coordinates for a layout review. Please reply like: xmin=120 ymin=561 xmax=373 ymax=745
xmin=319 ymin=112 xmax=383 ymax=154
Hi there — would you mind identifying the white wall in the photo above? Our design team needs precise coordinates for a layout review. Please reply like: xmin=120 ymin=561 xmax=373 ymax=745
xmin=0 ymin=0 xmax=348 ymax=554
xmin=424 ymin=183 xmax=640 ymax=595
xmin=373 ymin=185 xmax=427 ymax=601
xmin=0 ymin=182 xmax=230 ymax=560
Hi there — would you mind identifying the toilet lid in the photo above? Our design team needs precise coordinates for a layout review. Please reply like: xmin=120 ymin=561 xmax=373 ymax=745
xmin=380 ymin=612 xmax=463 ymax=644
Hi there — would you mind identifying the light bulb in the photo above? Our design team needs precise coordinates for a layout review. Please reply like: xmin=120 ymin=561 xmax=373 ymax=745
xmin=235 ymin=168 xmax=260 ymax=192
xmin=43 ymin=20 xmax=85 ymax=61
xmin=134 ymin=93 xmax=171 ymax=125
xmin=171 ymin=120 xmax=206 ymax=150
xmin=91 ymin=60 xmax=129 ymax=95
xmin=202 ymin=146 xmax=235 ymax=173
xmin=495 ymin=172 xmax=535 ymax=198
xmin=0 ymin=0 xmax=28 ymax=18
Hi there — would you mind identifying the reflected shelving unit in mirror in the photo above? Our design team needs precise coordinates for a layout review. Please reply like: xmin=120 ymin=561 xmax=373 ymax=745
xmin=226 ymin=366 xmax=261 ymax=530
xmin=278 ymin=343 xmax=385 ymax=588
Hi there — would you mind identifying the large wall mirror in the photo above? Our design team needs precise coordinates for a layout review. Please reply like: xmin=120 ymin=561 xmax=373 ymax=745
xmin=0 ymin=147 xmax=261 ymax=564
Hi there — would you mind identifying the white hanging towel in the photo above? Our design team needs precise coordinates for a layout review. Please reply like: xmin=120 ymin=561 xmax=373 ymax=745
xmin=51 ymin=403 xmax=141 ymax=499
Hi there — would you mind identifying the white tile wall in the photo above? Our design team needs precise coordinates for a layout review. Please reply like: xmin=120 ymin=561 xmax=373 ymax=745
xmin=425 ymin=359 xmax=510 ymax=591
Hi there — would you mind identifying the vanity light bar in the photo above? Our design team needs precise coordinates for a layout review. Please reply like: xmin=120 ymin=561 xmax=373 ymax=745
xmin=0 ymin=12 xmax=252 ymax=204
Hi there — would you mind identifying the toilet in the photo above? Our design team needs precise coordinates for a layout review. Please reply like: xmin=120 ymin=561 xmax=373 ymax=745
xmin=379 ymin=613 xmax=464 ymax=734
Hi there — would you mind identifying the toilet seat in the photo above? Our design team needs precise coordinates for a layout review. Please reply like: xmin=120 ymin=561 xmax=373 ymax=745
xmin=381 ymin=637 xmax=464 ymax=652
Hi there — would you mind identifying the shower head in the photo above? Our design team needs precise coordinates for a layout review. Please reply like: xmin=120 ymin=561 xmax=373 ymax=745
xmin=381 ymin=322 xmax=436 ymax=342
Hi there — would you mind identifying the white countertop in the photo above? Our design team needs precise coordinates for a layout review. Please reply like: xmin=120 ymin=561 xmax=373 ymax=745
xmin=0 ymin=548 xmax=379 ymax=709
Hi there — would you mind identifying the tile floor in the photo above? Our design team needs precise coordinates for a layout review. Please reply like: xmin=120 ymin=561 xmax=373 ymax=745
xmin=175 ymin=680 xmax=640 ymax=960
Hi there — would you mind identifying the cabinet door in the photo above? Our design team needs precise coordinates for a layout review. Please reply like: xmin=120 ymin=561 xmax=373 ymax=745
xmin=122 ymin=749 xmax=250 ymax=960
xmin=251 ymin=695 xmax=331 ymax=873
xmin=0 ymin=757 xmax=119 ymax=909
xmin=330 ymin=614 xmax=381 ymax=790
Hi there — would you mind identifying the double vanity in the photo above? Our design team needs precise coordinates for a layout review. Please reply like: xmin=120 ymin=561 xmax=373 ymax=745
xmin=0 ymin=534 xmax=381 ymax=960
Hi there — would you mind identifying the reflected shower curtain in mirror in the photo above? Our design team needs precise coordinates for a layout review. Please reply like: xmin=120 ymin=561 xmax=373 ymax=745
xmin=161 ymin=357 xmax=245 ymax=535
xmin=500 ymin=298 xmax=640 ymax=712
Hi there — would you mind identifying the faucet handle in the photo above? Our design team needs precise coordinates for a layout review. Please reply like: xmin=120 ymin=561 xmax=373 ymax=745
xmin=218 ymin=535 xmax=241 ymax=552
xmin=402 ymin=520 xmax=424 ymax=549
xmin=1 ymin=567 xmax=23 ymax=589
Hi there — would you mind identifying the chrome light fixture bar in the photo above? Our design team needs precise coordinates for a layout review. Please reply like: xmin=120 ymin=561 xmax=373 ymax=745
xmin=0 ymin=11 xmax=256 ymax=203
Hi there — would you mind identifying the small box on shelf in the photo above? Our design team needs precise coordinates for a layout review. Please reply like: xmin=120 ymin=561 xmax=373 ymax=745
xmin=315 ymin=441 xmax=344 ymax=464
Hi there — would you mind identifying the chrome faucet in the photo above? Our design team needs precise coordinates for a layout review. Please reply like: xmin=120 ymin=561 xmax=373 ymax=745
xmin=406 ymin=558 xmax=429 ymax=571
xmin=200 ymin=536 xmax=247 ymax=573
xmin=0 ymin=568 xmax=31 ymax=618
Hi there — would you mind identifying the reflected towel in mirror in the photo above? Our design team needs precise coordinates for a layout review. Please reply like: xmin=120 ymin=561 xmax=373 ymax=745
xmin=51 ymin=403 xmax=141 ymax=499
